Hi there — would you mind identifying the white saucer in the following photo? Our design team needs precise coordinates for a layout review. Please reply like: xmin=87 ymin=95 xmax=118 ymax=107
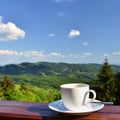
xmin=48 ymin=99 xmax=104 ymax=116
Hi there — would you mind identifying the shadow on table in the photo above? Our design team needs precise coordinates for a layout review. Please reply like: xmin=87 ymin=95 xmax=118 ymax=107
xmin=27 ymin=105 xmax=90 ymax=119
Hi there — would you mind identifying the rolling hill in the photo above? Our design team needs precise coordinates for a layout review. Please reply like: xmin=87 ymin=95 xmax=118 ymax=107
xmin=0 ymin=62 xmax=119 ymax=89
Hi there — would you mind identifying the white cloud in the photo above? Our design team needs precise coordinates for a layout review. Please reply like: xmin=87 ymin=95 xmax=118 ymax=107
xmin=113 ymin=52 xmax=120 ymax=55
xmin=0 ymin=17 xmax=25 ymax=41
xmin=68 ymin=29 xmax=80 ymax=38
xmin=22 ymin=51 xmax=46 ymax=58
xmin=48 ymin=33 xmax=55 ymax=37
xmin=84 ymin=52 xmax=92 ymax=56
xmin=103 ymin=54 xmax=109 ymax=57
xmin=68 ymin=52 xmax=92 ymax=59
xmin=82 ymin=42 xmax=88 ymax=45
xmin=0 ymin=50 xmax=18 ymax=56
xmin=0 ymin=50 xmax=46 ymax=65
xmin=49 ymin=52 xmax=65 ymax=58
xmin=0 ymin=50 xmax=46 ymax=58
xmin=0 ymin=50 xmax=65 ymax=59
xmin=68 ymin=54 xmax=79 ymax=58
xmin=0 ymin=50 xmax=97 ymax=65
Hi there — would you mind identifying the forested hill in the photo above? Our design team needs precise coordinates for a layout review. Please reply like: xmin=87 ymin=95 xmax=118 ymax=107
xmin=0 ymin=62 xmax=119 ymax=75
xmin=0 ymin=61 xmax=120 ymax=89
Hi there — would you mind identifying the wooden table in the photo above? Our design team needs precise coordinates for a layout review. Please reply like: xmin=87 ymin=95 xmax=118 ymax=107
xmin=0 ymin=100 xmax=119 ymax=120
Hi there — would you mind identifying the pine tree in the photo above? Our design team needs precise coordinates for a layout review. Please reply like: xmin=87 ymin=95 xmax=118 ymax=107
xmin=96 ymin=58 xmax=116 ymax=102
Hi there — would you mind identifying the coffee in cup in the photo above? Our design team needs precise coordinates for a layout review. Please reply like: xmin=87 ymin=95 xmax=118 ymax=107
xmin=60 ymin=83 xmax=96 ymax=111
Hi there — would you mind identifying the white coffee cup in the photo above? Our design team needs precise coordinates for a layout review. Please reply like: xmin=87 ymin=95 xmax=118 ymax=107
xmin=60 ymin=83 xmax=96 ymax=111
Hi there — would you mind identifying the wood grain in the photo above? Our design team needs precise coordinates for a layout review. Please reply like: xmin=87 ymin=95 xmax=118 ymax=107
xmin=0 ymin=100 xmax=119 ymax=120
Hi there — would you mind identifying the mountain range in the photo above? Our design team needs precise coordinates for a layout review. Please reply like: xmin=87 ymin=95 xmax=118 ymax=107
xmin=0 ymin=62 xmax=120 ymax=89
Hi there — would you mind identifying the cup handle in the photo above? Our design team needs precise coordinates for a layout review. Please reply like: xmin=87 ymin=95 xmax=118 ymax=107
xmin=84 ymin=90 xmax=96 ymax=104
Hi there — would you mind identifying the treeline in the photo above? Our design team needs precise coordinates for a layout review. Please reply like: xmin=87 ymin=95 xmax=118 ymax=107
xmin=0 ymin=75 xmax=60 ymax=102
xmin=91 ymin=59 xmax=120 ymax=105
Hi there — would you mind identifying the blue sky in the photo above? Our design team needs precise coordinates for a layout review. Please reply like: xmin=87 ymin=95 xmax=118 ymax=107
xmin=0 ymin=0 xmax=120 ymax=65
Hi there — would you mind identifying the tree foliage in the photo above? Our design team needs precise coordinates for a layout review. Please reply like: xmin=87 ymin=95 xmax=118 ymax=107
xmin=96 ymin=59 xmax=116 ymax=102
xmin=0 ymin=75 xmax=15 ymax=98
xmin=0 ymin=75 xmax=60 ymax=102
xmin=114 ymin=72 xmax=120 ymax=104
